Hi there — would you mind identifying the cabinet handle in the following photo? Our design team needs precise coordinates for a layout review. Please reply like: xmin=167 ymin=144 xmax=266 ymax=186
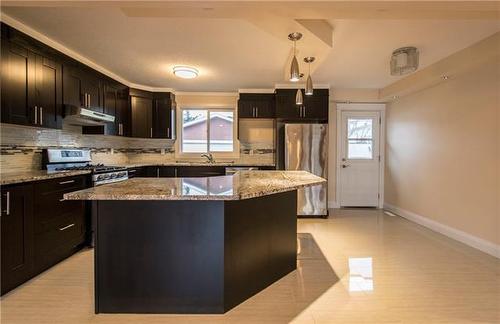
xmin=4 ymin=191 xmax=10 ymax=215
xmin=256 ymin=107 xmax=259 ymax=118
xmin=174 ymin=168 xmax=177 ymax=177
xmin=34 ymin=106 xmax=38 ymax=124
xmin=157 ymin=168 xmax=160 ymax=178
xmin=59 ymin=223 xmax=75 ymax=231
xmin=303 ymin=106 xmax=306 ymax=118
xmin=84 ymin=93 xmax=87 ymax=107
xmin=167 ymin=127 xmax=170 ymax=138
xmin=59 ymin=180 xmax=75 ymax=185
xmin=59 ymin=198 xmax=65 ymax=202
xmin=40 ymin=107 xmax=43 ymax=125
xmin=88 ymin=94 xmax=91 ymax=107
xmin=128 ymin=169 xmax=136 ymax=173
xmin=150 ymin=127 xmax=153 ymax=138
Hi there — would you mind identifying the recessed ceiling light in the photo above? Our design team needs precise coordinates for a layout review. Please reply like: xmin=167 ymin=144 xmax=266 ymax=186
xmin=173 ymin=66 xmax=199 ymax=79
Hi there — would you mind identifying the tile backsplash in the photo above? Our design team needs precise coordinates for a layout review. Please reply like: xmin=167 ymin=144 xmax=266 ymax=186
xmin=0 ymin=123 xmax=274 ymax=172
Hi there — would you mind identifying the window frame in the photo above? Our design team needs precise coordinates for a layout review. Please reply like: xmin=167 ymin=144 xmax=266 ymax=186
xmin=176 ymin=107 xmax=239 ymax=159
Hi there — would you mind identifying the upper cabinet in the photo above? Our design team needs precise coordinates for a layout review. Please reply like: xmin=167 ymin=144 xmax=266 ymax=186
xmin=130 ymin=89 xmax=176 ymax=139
xmin=238 ymin=93 xmax=275 ymax=118
xmin=275 ymin=89 xmax=329 ymax=121
xmin=1 ymin=38 xmax=63 ymax=129
xmin=63 ymin=63 xmax=102 ymax=112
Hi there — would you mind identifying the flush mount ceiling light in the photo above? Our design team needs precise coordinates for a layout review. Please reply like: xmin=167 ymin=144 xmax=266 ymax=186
xmin=390 ymin=47 xmax=419 ymax=76
xmin=173 ymin=66 xmax=199 ymax=79
xmin=304 ymin=56 xmax=315 ymax=95
xmin=288 ymin=32 xmax=303 ymax=82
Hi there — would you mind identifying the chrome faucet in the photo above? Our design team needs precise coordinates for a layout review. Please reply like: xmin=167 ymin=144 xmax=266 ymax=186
xmin=201 ymin=153 xmax=215 ymax=163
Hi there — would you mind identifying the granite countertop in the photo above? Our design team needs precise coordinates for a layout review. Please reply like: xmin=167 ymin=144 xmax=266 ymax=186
xmin=0 ymin=170 xmax=92 ymax=185
xmin=64 ymin=171 xmax=325 ymax=201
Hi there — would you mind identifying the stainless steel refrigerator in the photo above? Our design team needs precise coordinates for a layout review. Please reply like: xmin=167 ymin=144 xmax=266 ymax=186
xmin=284 ymin=123 xmax=328 ymax=216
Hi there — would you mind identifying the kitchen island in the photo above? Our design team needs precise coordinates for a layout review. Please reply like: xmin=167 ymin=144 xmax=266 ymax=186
xmin=64 ymin=171 xmax=325 ymax=314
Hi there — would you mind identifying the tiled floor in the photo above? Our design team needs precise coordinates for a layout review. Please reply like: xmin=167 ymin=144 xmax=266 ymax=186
xmin=1 ymin=209 xmax=499 ymax=323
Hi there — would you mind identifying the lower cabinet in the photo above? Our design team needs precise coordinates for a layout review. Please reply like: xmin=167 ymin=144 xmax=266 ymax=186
xmin=1 ymin=184 xmax=34 ymax=295
xmin=0 ymin=175 xmax=89 ymax=295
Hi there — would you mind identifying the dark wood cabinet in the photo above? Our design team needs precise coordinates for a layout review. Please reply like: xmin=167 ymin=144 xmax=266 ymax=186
xmin=1 ymin=184 xmax=34 ymax=295
xmin=130 ymin=94 xmax=153 ymax=138
xmin=238 ymin=94 xmax=275 ymax=118
xmin=63 ymin=63 xmax=102 ymax=112
xmin=1 ymin=40 xmax=62 ymax=129
xmin=0 ymin=175 xmax=89 ymax=295
xmin=130 ymin=89 xmax=175 ymax=139
xmin=275 ymin=89 xmax=329 ymax=121
xmin=83 ymin=81 xmax=129 ymax=136
xmin=1 ymin=41 xmax=34 ymax=126
xmin=33 ymin=175 xmax=88 ymax=274
xmin=34 ymin=55 xmax=63 ymax=129
xmin=153 ymin=93 xmax=176 ymax=139
xmin=144 ymin=166 xmax=176 ymax=178
xmin=126 ymin=167 xmax=146 ymax=178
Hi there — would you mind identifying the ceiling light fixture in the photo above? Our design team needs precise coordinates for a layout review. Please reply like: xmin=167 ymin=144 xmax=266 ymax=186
xmin=304 ymin=57 xmax=315 ymax=95
xmin=173 ymin=66 xmax=199 ymax=79
xmin=288 ymin=32 xmax=302 ymax=82
xmin=390 ymin=47 xmax=419 ymax=76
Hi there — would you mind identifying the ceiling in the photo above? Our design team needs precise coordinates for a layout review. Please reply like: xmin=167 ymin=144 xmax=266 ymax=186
xmin=1 ymin=2 xmax=499 ymax=92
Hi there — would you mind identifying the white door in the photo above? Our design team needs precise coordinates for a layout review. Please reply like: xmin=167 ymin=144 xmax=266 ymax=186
xmin=339 ymin=111 xmax=381 ymax=207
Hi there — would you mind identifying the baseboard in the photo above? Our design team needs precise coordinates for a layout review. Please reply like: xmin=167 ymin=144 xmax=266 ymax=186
xmin=384 ymin=203 xmax=500 ymax=259
xmin=328 ymin=200 xmax=340 ymax=209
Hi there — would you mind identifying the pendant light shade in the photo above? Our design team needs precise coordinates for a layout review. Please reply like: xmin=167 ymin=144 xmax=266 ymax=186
xmin=290 ymin=56 xmax=300 ymax=82
xmin=305 ymin=75 xmax=313 ymax=96
xmin=288 ymin=32 xmax=302 ymax=82
xmin=295 ymin=89 xmax=303 ymax=105
xmin=304 ymin=57 xmax=315 ymax=95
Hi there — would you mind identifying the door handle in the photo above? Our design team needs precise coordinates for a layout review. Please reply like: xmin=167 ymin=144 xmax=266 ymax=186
xmin=4 ymin=191 xmax=10 ymax=215
xmin=59 ymin=223 xmax=75 ymax=231
xmin=342 ymin=164 xmax=349 ymax=168
xmin=59 ymin=180 xmax=75 ymax=185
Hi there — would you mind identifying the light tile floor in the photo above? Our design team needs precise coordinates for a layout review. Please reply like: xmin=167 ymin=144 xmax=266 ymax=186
xmin=1 ymin=208 xmax=499 ymax=323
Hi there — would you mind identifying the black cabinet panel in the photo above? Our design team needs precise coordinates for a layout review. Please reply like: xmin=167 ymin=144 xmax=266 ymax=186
xmin=63 ymin=64 xmax=84 ymax=108
xmin=1 ymin=184 xmax=34 ymax=295
xmin=35 ymin=55 xmax=63 ymax=129
xmin=127 ymin=167 xmax=146 ymax=178
xmin=275 ymin=89 xmax=328 ymax=121
xmin=238 ymin=94 xmax=275 ymax=118
xmin=130 ymin=90 xmax=175 ymax=139
xmin=176 ymin=166 xmax=225 ymax=177
xmin=131 ymin=95 xmax=153 ymax=138
xmin=1 ymin=41 xmax=35 ymax=126
xmin=63 ymin=64 xmax=102 ymax=112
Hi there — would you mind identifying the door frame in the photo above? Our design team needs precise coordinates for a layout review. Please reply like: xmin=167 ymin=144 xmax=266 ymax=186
xmin=336 ymin=103 xmax=386 ymax=208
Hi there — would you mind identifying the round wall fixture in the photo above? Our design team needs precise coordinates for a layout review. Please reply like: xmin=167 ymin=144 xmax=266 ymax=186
xmin=173 ymin=66 xmax=199 ymax=79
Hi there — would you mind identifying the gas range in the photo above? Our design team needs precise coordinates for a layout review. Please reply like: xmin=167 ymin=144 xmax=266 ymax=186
xmin=43 ymin=149 xmax=128 ymax=186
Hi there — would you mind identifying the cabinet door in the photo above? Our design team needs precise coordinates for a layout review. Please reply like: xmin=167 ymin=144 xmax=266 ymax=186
xmin=255 ymin=98 xmax=275 ymax=118
xmin=159 ymin=166 xmax=176 ymax=177
xmin=35 ymin=55 xmax=63 ymax=129
xmin=82 ymin=72 xmax=102 ymax=112
xmin=1 ymin=184 xmax=34 ymax=295
xmin=238 ymin=99 xmax=254 ymax=118
xmin=153 ymin=97 xmax=173 ymax=139
xmin=1 ymin=41 xmax=36 ymax=126
xmin=63 ymin=64 xmax=84 ymax=107
xmin=102 ymin=83 xmax=118 ymax=135
xmin=115 ymin=88 xmax=130 ymax=136
xmin=130 ymin=96 xmax=153 ymax=138
xmin=275 ymin=91 xmax=301 ymax=119
xmin=303 ymin=91 xmax=329 ymax=120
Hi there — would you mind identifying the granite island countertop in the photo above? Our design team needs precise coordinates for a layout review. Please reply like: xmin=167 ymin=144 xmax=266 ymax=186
xmin=0 ymin=170 xmax=92 ymax=185
xmin=64 ymin=171 xmax=325 ymax=201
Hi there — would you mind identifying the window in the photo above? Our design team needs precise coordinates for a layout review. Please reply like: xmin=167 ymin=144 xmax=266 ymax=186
xmin=181 ymin=109 xmax=234 ymax=153
xmin=347 ymin=118 xmax=373 ymax=159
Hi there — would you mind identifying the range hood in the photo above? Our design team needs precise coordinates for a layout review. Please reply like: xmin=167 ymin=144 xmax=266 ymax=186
xmin=64 ymin=105 xmax=115 ymax=126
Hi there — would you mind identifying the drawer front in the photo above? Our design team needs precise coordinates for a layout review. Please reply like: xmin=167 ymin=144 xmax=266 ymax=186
xmin=34 ymin=175 xmax=88 ymax=232
xmin=34 ymin=212 xmax=85 ymax=272
xmin=35 ymin=175 xmax=87 ymax=194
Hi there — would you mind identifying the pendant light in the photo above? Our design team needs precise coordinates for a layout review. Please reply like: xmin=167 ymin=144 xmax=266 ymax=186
xmin=295 ymin=89 xmax=303 ymax=105
xmin=304 ymin=57 xmax=315 ymax=95
xmin=288 ymin=32 xmax=302 ymax=82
